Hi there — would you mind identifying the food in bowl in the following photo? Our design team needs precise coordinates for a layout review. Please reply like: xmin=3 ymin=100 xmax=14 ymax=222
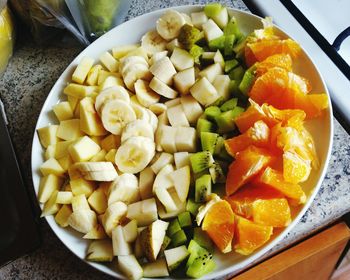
xmin=35 ymin=3 xmax=328 ymax=279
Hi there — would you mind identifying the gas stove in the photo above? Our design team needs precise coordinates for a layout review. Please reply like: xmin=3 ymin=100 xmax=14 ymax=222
xmin=243 ymin=0 xmax=350 ymax=133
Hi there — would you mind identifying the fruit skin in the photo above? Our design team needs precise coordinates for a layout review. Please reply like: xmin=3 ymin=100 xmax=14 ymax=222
xmin=164 ymin=245 xmax=189 ymax=271
xmin=226 ymin=145 xmax=273 ymax=196
xmin=86 ymin=240 xmax=113 ymax=262
xmin=195 ymin=174 xmax=212 ymax=203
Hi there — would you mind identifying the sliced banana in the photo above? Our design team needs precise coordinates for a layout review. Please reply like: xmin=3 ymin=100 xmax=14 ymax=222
xmin=115 ymin=136 xmax=155 ymax=174
xmin=146 ymin=109 xmax=159 ymax=132
xmin=75 ymin=162 xmax=116 ymax=172
xmin=121 ymin=120 xmax=154 ymax=142
xmin=156 ymin=10 xmax=186 ymax=40
xmin=149 ymin=103 xmax=167 ymax=115
xmin=101 ymin=100 xmax=137 ymax=135
xmin=84 ymin=170 xmax=118 ymax=181
xmin=131 ymin=103 xmax=150 ymax=122
xmin=134 ymin=79 xmax=160 ymax=108
xmin=120 ymin=56 xmax=148 ymax=73
xmin=123 ymin=64 xmax=151 ymax=90
xmin=149 ymin=51 xmax=169 ymax=65
xmin=149 ymin=77 xmax=178 ymax=99
xmin=108 ymin=173 xmax=140 ymax=205
xmin=141 ymin=30 xmax=168 ymax=56
xmin=102 ymin=201 xmax=128 ymax=236
xmin=95 ymin=86 xmax=130 ymax=114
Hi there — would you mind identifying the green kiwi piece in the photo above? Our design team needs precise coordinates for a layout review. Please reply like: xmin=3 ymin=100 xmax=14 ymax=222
xmin=171 ymin=229 xmax=187 ymax=247
xmin=204 ymin=3 xmax=223 ymax=17
xmin=190 ymin=151 xmax=214 ymax=173
xmin=204 ymin=106 xmax=221 ymax=121
xmin=229 ymin=65 xmax=245 ymax=81
xmin=193 ymin=227 xmax=214 ymax=252
xmin=195 ymin=174 xmax=212 ymax=203
xmin=178 ymin=24 xmax=204 ymax=50
xmin=209 ymin=161 xmax=226 ymax=183
xmin=196 ymin=118 xmax=216 ymax=136
xmin=168 ymin=219 xmax=181 ymax=237
xmin=224 ymin=34 xmax=236 ymax=56
xmin=215 ymin=106 xmax=245 ymax=133
xmin=186 ymin=198 xmax=202 ymax=216
xmin=209 ymin=35 xmax=226 ymax=51
xmin=189 ymin=45 xmax=204 ymax=64
xmin=220 ymin=98 xmax=238 ymax=112
xmin=178 ymin=211 xmax=192 ymax=228
xmin=225 ymin=59 xmax=239 ymax=73
xmin=200 ymin=132 xmax=219 ymax=154
xmin=186 ymin=251 xmax=216 ymax=278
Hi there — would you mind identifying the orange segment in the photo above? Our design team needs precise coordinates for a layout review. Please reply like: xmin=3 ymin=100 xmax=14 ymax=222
xmin=202 ymin=200 xmax=235 ymax=253
xmin=283 ymin=150 xmax=311 ymax=183
xmin=246 ymin=38 xmax=301 ymax=64
xmin=256 ymin=167 xmax=306 ymax=205
xmin=234 ymin=216 xmax=273 ymax=255
xmin=276 ymin=126 xmax=319 ymax=169
xmin=256 ymin=54 xmax=293 ymax=76
xmin=226 ymin=146 xmax=273 ymax=196
xmin=225 ymin=120 xmax=270 ymax=157
xmin=251 ymin=198 xmax=291 ymax=227
xmin=226 ymin=183 xmax=283 ymax=216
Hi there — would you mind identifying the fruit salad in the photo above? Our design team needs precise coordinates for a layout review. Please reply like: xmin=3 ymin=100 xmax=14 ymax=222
xmin=36 ymin=3 xmax=328 ymax=279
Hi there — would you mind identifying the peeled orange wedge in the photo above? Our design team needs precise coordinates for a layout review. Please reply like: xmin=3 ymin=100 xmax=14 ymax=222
xmin=202 ymin=200 xmax=235 ymax=253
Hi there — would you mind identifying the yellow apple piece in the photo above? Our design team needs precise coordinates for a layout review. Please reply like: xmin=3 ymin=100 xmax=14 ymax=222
xmin=53 ymin=101 xmax=74 ymax=121
xmin=57 ymin=154 xmax=74 ymax=171
xmin=64 ymin=83 xmax=97 ymax=99
xmin=72 ymin=194 xmax=91 ymax=211
xmin=38 ymin=174 xmax=63 ymax=203
xmin=40 ymin=158 xmax=65 ymax=176
xmin=86 ymin=64 xmax=103 ymax=86
xmin=97 ymin=70 xmax=121 ymax=85
xmin=68 ymin=164 xmax=82 ymax=180
xmin=68 ymin=95 xmax=79 ymax=111
xmin=57 ymin=119 xmax=85 ymax=141
xmin=80 ymin=97 xmax=107 ymax=136
xmin=55 ymin=140 xmax=74 ymax=159
xmin=55 ymin=204 xmax=73 ymax=227
xmin=56 ymin=191 xmax=73 ymax=204
xmin=83 ymin=224 xmax=107 ymax=239
xmin=105 ymin=149 xmax=117 ymax=162
xmin=99 ymin=51 xmax=119 ymax=72
xmin=41 ymin=190 xmax=60 ymax=217
xmin=44 ymin=144 xmax=56 ymax=160
xmin=70 ymin=178 xmax=96 ymax=197
xmin=69 ymin=136 xmax=101 ymax=162
xmin=101 ymin=134 xmax=121 ymax=151
xmin=72 ymin=57 xmax=94 ymax=84
xmin=37 ymin=125 xmax=59 ymax=148
xmin=90 ymin=149 xmax=107 ymax=162
xmin=88 ymin=188 xmax=108 ymax=214
xmin=112 ymin=44 xmax=140 ymax=59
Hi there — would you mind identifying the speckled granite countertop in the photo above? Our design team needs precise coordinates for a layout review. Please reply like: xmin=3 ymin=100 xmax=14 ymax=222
xmin=0 ymin=0 xmax=350 ymax=279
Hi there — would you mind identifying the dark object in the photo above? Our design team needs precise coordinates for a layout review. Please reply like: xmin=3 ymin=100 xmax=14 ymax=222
xmin=0 ymin=101 xmax=40 ymax=267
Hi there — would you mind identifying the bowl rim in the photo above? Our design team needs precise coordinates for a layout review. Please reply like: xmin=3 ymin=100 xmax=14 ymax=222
xmin=31 ymin=4 xmax=334 ymax=279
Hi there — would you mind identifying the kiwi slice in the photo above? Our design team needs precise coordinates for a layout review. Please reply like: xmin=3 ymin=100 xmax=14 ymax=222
xmin=195 ymin=174 xmax=212 ymax=203
xmin=168 ymin=219 xmax=181 ymax=237
xmin=178 ymin=211 xmax=192 ymax=228
xmin=229 ymin=65 xmax=245 ymax=81
xmin=224 ymin=18 xmax=243 ymax=40
xmin=204 ymin=3 xmax=223 ymax=17
xmin=193 ymin=227 xmax=214 ymax=252
xmin=159 ymin=235 xmax=171 ymax=257
xmin=190 ymin=45 xmax=204 ymax=64
xmin=171 ymin=229 xmax=187 ymax=247
xmin=186 ymin=198 xmax=202 ymax=216
xmin=190 ymin=151 xmax=214 ymax=173
xmin=220 ymin=98 xmax=238 ymax=112
xmin=215 ymin=106 xmax=245 ymax=133
xmin=225 ymin=59 xmax=239 ymax=73
xmin=197 ymin=118 xmax=215 ymax=136
xmin=178 ymin=24 xmax=204 ymax=50
xmin=239 ymin=70 xmax=255 ymax=95
xmin=204 ymin=106 xmax=221 ymax=121
xmin=224 ymin=34 xmax=236 ymax=57
xmin=201 ymin=132 xmax=219 ymax=154
xmin=186 ymin=251 xmax=216 ymax=278
xmin=209 ymin=161 xmax=226 ymax=183
xmin=209 ymin=35 xmax=226 ymax=51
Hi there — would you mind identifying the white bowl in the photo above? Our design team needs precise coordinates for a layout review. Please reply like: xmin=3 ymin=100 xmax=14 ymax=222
xmin=31 ymin=5 xmax=333 ymax=279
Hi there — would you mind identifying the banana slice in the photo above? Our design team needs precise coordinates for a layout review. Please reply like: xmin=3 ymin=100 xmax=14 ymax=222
xmin=108 ymin=173 xmax=140 ymax=205
xmin=131 ymin=103 xmax=150 ymax=122
xmin=75 ymin=162 xmax=116 ymax=172
xmin=84 ymin=170 xmax=118 ymax=181
xmin=141 ymin=30 xmax=168 ymax=56
xmin=101 ymin=100 xmax=137 ymax=135
xmin=149 ymin=103 xmax=167 ymax=115
xmin=123 ymin=64 xmax=151 ymax=91
xmin=149 ymin=77 xmax=178 ymax=99
xmin=95 ymin=86 xmax=130 ymax=114
xmin=102 ymin=201 xmax=128 ymax=236
xmin=134 ymin=79 xmax=160 ymax=108
xmin=120 ymin=56 xmax=148 ymax=73
xmin=115 ymin=136 xmax=155 ymax=174
xmin=156 ymin=10 xmax=186 ymax=40
xmin=146 ymin=109 xmax=158 ymax=132
xmin=121 ymin=120 xmax=154 ymax=142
